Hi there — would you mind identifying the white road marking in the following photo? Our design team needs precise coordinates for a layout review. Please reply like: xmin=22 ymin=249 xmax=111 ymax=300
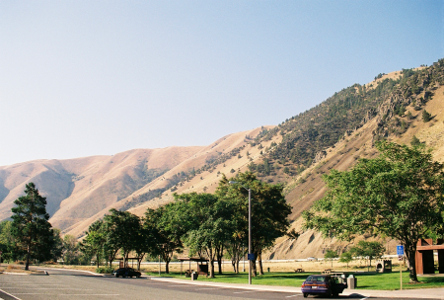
xmin=166 ymin=284 xmax=191 ymax=288
xmin=15 ymin=293 xmax=119 ymax=296
xmin=285 ymin=295 xmax=299 ymax=298
xmin=0 ymin=288 xmax=22 ymax=300
xmin=233 ymin=290 xmax=255 ymax=294
xmin=5 ymin=288 xmax=93 ymax=290
xmin=58 ymin=294 xmax=120 ymax=296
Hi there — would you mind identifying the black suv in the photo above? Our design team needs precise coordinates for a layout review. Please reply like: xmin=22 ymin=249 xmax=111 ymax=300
xmin=112 ymin=267 xmax=141 ymax=278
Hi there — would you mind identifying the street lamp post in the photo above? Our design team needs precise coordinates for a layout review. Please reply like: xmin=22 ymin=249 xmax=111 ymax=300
xmin=229 ymin=181 xmax=252 ymax=285
xmin=247 ymin=187 xmax=252 ymax=285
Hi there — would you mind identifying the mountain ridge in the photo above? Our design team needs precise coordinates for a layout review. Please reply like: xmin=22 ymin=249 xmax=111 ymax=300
xmin=2 ymin=59 xmax=444 ymax=259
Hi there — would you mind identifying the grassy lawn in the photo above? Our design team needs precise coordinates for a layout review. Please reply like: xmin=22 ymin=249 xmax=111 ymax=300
xmin=357 ymin=271 xmax=444 ymax=290
xmin=146 ymin=270 xmax=444 ymax=290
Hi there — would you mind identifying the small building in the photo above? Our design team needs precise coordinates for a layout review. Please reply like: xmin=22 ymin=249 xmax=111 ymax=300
xmin=375 ymin=260 xmax=392 ymax=273
xmin=415 ymin=239 xmax=444 ymax=275
xmin=178 ymin=257 xmax=209 ymax=276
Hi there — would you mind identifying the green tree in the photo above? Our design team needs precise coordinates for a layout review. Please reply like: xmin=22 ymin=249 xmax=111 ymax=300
xmin=144 ymin=205 xmax=183 ymax=274
xmin=51 ymin=228 xmax=64 ymax=262
xmin=175 ymin=192 xmax=236 ymax=278
xmin=80 ymin=220 xmax=106 ymax=268
xmin=62 ymin=235 xmax=80 ymax=265
xmin=215 ymin=174 xmax=247 ymax=274
xmin=303 ymin=141 xmax=444 ymax=282
xmin=133 ymin=217 xmax=158 ymax=271
xmin=0 ymin=221 xmax=18 ymax=263
xmin=324 ymin=249 xmax=338 ymax=267
xmin=221 ymin=172 xmax=292 ymax=276
xmin=11 ymin=183 xmax=54 ymax=270
xmin=103 ymin=209 xmax=141 ymax=267
xmin=422 ymin=109 xmax=431 ymax=122
xmin=395 ymin=105 xmax=406 ymax=116
xmin=350 ymin=241 xmax=384 ymax=271
xmin=411 ymin=135 xmax=421 ymax=146
xmin=339 ymin=251 xmax=353 ymax=268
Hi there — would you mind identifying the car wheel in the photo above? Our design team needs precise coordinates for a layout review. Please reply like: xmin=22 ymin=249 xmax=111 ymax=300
xmin=137 ymin=275 xmax=141 ymax=278
xmin=333 ymin=292 xmax=339 ymax=298
xmin=303 ymin=293 xmax=308 ymax=298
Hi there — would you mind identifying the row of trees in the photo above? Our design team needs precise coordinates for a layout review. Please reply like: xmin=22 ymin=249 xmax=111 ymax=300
xmin=80 ymin=171 xmax=292 ymax=278
xmin=1 ymin=173 xmax=291 ymax=277
xmin=325 ymin=241 xmax=385 ymax=270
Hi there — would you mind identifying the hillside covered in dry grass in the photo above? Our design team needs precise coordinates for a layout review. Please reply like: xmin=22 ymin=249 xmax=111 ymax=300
xmin=1 ymin=59 xmax=444 ymax=259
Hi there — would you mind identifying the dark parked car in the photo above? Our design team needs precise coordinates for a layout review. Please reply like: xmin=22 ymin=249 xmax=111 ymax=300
xmin=113 ymin=267 xmax=141 ymax=278
xmin=301 ymin=274 xmax=347 ymax=298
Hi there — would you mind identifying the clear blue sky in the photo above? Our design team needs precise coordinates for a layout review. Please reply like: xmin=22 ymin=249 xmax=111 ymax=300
xmin=0 ymin=0 xmax=442 ymax=167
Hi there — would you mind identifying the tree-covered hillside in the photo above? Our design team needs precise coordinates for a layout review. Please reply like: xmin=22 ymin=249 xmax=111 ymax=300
xmin=249 ymin=59 xmax=444 ymax=179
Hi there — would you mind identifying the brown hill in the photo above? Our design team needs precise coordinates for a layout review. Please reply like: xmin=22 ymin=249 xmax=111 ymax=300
xmin=0 ymin=127 xmax=279 ymax=238
xmin=267 ymin=70 xmax=444 ymax=259
xmin=1 ymin=61 xmax=443 ymax=260
xmin=0 ymin=147 xmax=204 ymax=233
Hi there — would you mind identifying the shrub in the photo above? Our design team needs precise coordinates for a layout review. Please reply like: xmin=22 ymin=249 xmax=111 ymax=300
xmin=411 ymin=135 xmax=421 ymax=146
xmin=422 ymin=109 xmax=431 ymax=122
xmin=96 ymin=267 xmax=114 ymax=274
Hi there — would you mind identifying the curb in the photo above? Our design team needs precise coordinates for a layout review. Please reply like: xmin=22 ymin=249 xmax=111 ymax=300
xmin=3 ymin=271 xmax=48 ymax=276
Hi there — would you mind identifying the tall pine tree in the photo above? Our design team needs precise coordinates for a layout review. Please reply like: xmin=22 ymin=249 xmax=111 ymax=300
xmin=11 ymin=183 xmax=54 ymax=270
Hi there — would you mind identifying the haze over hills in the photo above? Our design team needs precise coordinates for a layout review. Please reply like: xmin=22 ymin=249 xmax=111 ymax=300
xmin=1 ymin=59 xmax=444 ymax=259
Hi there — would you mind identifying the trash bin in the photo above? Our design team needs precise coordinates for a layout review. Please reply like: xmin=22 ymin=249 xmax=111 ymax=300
xmin=347 ymin=274 xmax=357 ymax=289
xmin=191 ymin=272 xmax=198 ymax=281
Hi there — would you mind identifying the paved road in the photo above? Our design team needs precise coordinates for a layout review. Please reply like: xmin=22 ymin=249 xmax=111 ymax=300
xmin=0 ymin=269 xmax=440 ymax=300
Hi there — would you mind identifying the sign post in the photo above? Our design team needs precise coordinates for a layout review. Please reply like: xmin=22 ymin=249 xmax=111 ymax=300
xmin=397 ymin=245 xmax=404 ymax=290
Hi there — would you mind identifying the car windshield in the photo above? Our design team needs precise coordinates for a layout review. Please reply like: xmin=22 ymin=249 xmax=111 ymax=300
xmin=306 ymin=275 xmax=327 ymax=282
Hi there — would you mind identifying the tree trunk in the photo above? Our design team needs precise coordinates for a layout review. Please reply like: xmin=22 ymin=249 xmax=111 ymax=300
xmin=165 ymin=261 xmax=170 ymax=274
xmin=406 ymin=249 xmax=418 ymax=282
xmin=231 ymin=253 xmax=237 ymax=273
xmin=252 ymin=258 xmax=257 ymax=276
xmin=108 ymin=256 xmax=114 ymax=269
xmin=209 ymin=259 xmax=215 ymax=278
xmin=137 ymin=254 xmax=145 ymax=271
xmin=217 ymin=256 xmax=223 ymax=275
xmin=162 ymin=252 xmax=171 ymax=274
xmin=258 ymin=252 xmax=264 ymax=275
xmin=124 ymin=252 xmax=129 ymax=267
xmin=215 ymin=244 xmax=223 ymax=275
xmin=25 ymin=245 xmax=31 ymax=271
